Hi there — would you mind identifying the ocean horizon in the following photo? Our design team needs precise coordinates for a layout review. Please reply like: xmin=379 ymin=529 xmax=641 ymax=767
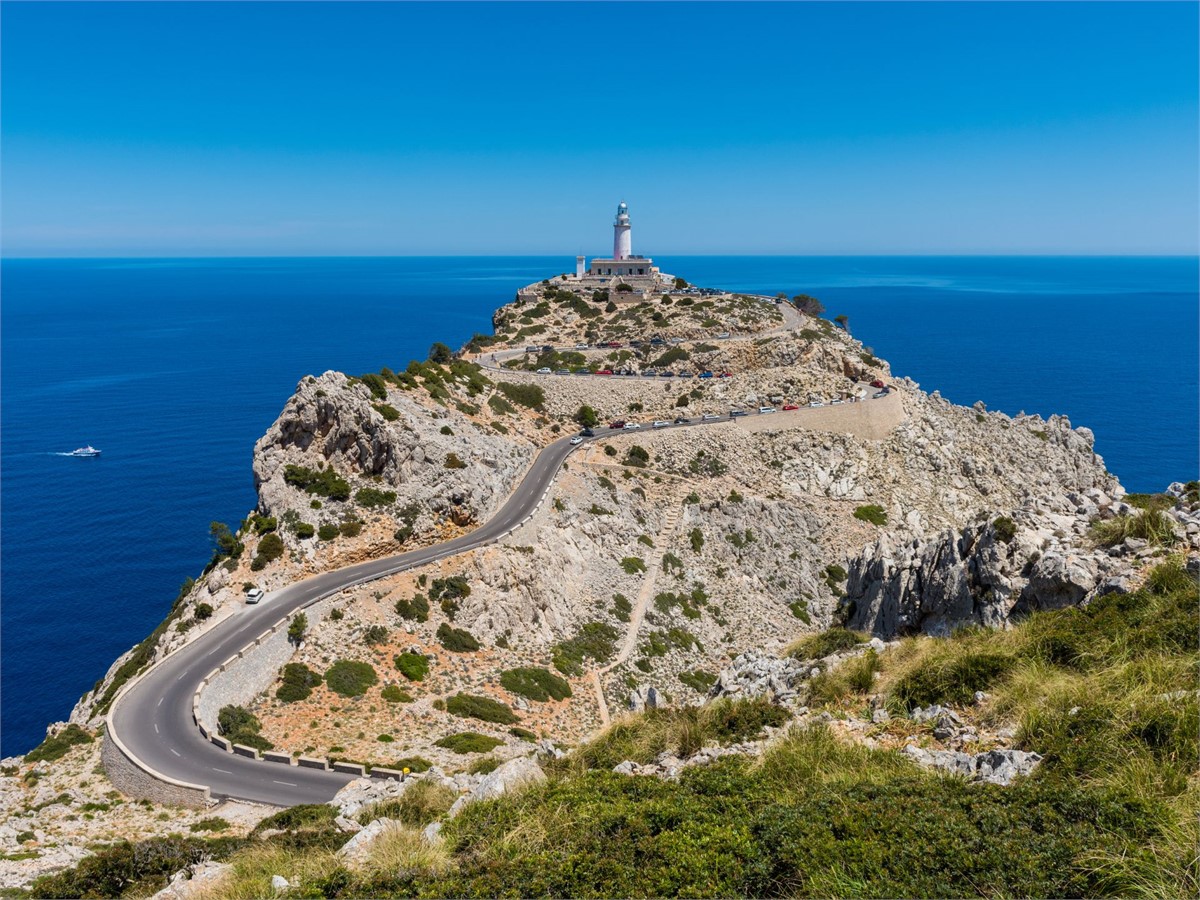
xmin=2 ymin=254 xmax=1196 ymax=756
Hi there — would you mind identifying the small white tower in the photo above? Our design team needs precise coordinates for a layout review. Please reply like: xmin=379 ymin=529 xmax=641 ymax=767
xmin=613 ymin=201 xmax=632 ymax=260
xmin=575 ymin=255 xmax=586 ymax=278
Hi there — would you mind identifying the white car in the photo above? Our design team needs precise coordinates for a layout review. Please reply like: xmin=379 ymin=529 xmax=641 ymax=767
xmin=831 ymin=398 xmax=844 ymax=405
xmin=569 ymin=436 xmax=584 ymax=445
xmin=246 ymin=588 xmax=264 ymax=604
xmin=652 ymin=420 xmax=670 ymax=428
xmin=702 ymin=413 xmax=721 ymax=421
xmin=758 ymin=406 xmax=776 ymax=414
xmin=809 ymin=400 xmax=824 ymax=408
xmin=716 ymin=331 xmax=731 ymax=339
xmin=623 ymin=422 xmax=641 ymax=429
xmin=575 ymin=343 xmax=589 ymax=349
xmin=535 ymin=367 xmax=552 ymax=375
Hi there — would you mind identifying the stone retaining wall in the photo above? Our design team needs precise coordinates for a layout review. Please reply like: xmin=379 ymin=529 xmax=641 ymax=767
xmin=195 ymin=620 xmax=296 ymax=736
xmin=101 ymin=731 xmax=211 ymax=810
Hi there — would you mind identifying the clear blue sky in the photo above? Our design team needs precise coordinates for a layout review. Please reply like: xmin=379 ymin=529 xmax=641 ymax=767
xmin=2 ymin=1 xmax=1196 ymax=256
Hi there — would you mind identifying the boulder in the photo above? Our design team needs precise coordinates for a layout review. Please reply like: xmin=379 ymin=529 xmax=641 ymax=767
xmin=336 ymin=818 xmax=398 ymax=868
xmin=448 ymin=756 xmax=546 ymax=817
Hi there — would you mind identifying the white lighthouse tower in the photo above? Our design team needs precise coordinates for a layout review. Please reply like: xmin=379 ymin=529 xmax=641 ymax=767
xmin=613 ymin=201 xmax=632 ymax=260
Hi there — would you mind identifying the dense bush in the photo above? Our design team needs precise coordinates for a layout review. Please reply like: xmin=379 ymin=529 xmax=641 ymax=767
xmin=611 ymin=593 xmax=632 ymax=622
xmin=373 ymin=403 xmax=401 ymax=421
xmin=444 ymin=453 xmax=467 ymax=469
xmin=363 ymin=624 xmax=389 ymax=645
xmin=446 ymin=692 xmax=520 ymax=725
xmin=276 ymin=663 xmax=321 ymax=703
xmin=437 ymin=623 xmax=480 ymax=653
xmin=380 ymin=684 xmax=413 ymax=703
xmin=853 ymin=504 xmax=888 ymax=526
xmin=394 ymin=651 xmax=430 ymax=681
xmin=495 ymin=381 xmax=546 ymax=411
xmin=620 ymin=556 xmax=646 ymax=574
xmin=294 ymin=521 xmax=316 ymax=539
xmin=250 ymin=531 xmax=285 ymax=571
xmin=395 ymin=593 xmax=430 ymax=622
xmin=317 ymin=523 xmax=340 ymax=541
xmin=25 ymin=724 xmax=93 ymax=763
xmin=429 ymin=575 xmax=471 ymax=601
xmin=283 ymin=464 xmax=351 ymax=501
xmin=324 ymin=660 xmax=378 ymax=697
xmin=552 ymin=622 xmax=619 ymax=676
xmin=623 ymin=445 xmax=650 ymax=467
xmin=355 ymin=487 xmax=397 ymax=508
xmin=391 ymin=756 xmax=433 ymax=773
xmin=434 ymin=732 xmax=505 ymax=754
xmin=993 ymin=515 xmax=1017 ymax=543
xmin=217 ymin=705 xmax=273 ymax=751
xmin=500 ymin=667 xmax=572 ymax=702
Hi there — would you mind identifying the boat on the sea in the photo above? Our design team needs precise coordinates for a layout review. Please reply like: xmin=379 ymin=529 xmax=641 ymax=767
xmin=68 ymin=446 xmax=101 ymax=457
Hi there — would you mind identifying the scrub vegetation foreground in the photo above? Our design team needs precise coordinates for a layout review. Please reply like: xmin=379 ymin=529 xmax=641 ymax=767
xmin=28 ymin=557 xmax=1197 ymax=899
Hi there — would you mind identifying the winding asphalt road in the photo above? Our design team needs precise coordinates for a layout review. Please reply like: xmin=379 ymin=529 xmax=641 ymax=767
xmin=111 ymin=381 xmax=885 ymax=807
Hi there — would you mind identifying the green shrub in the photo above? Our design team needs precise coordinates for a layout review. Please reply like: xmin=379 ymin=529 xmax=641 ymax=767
xmin=495 ymin=381 xmax=546 ymax=411
xmin=679 ymin=670 xmax=717 ymax=693
xmin=437 ymin=623 xmax=480 ymax=653
xmin=324 ymin=660 xmax=378 ymax=697
xmin=623 ymin=445 xmax=650 ymax=468
xmin=446 ymin=692 xmax=520 ymax=725
xmin=374 ymin=403 xmax=401 ymax=421
xmin=444 ymin=452 xmax=467 ymax=469
xmin=500 ymin=667 xmax=573 ymax=702
xmin=217 ymin=705 xmax=273 ymax=751
xmin=394 ymin=651 xmax=430 ymax=681
xmin=469 ymin=756 xmax=501 ymax=775
xmin=193 ymin=602 xmax=213 ymax=621
xmin=689 ymin=528 xmax=704 ymax=552
xmin=510 ymin=726 xmax=538 ymax=742
xmin=854 ymin=504 xmax=888 ymax=526
xmin=893 ymin=651 xmax=1015 ymax=709
xmin=338 ymin=519 xmax=362 ymax=538
xmin=252 ymin=515 xmax=277 ymax=534
xmin=612 ymin=593 xmax=632 ymax=622
xmin=276 ymin=663 xmax=320 ymax=702
xmin=434 ymin=732 xmax=505 ymax=754
xmin=993 ymin=515 xmax=1017 ymax=543
xmin=283 ymin=464 xmax=351 ymax=501
xmin=317 ymin=523 xmax=339 ymax=541
xmin=552 ymin=622 xmax=619 ymax=676
xmin=380 ymin=685 xmax=412 ymax=703
xmin=395 ymin=593 xmax=430 ymax=622
xmin=392 ymin=756 xmax=433 ymax=773
xmin=363 ymin=624 xmax=388 ymax=645
xmin=788 ymin=599 xmax=812 ymax=624
xmin=294 ymin=521 xmax=315 ymax=539
xmin=1089 ymin=508 xmax=1177 ymax=547
xmin=355 ymin=487 xmax=397 ymax=508
xmin=250 ymin=531 xmax=284 ymax=571
xmin=430 ymin=575 xmax=471 ymax=601
xmin=620 ymin=556 xmax=646 ymax=575
xmin=24 ymin=725 xmax=93 ymax=764
xmin=249 ymin=803 xmax=338 ymax=836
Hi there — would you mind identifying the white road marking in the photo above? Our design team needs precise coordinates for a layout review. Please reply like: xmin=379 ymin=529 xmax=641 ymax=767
xmin=170 ymin=748 xmax=181 ymax=756
xmin=273 ymin=780 xmax=296 ymax=787
xmin=154 ymin=723 xmax=159 ymax=733
xmin=212 ymin=768 xmax=232 ymax=774
xmin=157 ymin=697 xmax=164 ymax=706
xmin=176 ymin=669 xmax=190 ymax=680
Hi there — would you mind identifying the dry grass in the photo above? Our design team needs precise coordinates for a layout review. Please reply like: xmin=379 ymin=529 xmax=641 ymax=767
xmin=190 ymin=842 xmax=342 ymax=900
xmin=358 ymin=824 xmax=450 ymax=878
xmin=357 ymin=779 xmax=458 ymax=827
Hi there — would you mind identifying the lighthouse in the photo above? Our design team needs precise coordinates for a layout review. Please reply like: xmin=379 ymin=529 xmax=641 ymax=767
xmin=613 ymin=201 xmax=632 ymax=260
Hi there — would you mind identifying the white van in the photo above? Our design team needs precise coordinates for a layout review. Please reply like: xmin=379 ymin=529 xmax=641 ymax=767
xmin=246 ymin=588 xmax=264 ymax=604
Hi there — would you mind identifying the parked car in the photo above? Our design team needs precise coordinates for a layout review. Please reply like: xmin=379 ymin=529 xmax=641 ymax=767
xmin=596 ymin=369 xmax=614 ymax=375
xmin=535 ymin=367 xmax=552 ymax=375
xmin=608 ymin=420 xmax=626 ymax=429
xmin=730 ymin=409 xmax=748 ymax=417
xmin=581 ymin=428 xmax=596 ymax=437
xmin=630 ymin=340 xmax=643 ymax=348
xmin=673 ymin=416 xmax=690 ymax=424
xmin=575 ymin=343 xmax=589 ymax=349
xmin=573 ymin=368 xmax=590 ymax=375
xmin=246 ymin=588 xmax=264 ymax=604
xmin=698 ymin=371 xmax=714 ymax=379
xmin=718 ymin=372 xmax=733 ymax=378
xmin=569 ymin=436 xmax=584 ymax=445
xmin=555 ymin=368 xmax=570 ymax=375
xmin=525 ymin=346 xmax=541 ymax=353
xmin=870 ymin=379 xmax=886 ymax=389
xmin=873 ymin=390 xmax=888 ymax=399
xmin=624 ymin=422 xmax=641 ymax=429
xmin=809 ymin=400 xmax=824 ymax=407
xmin=759 ymin=406 xmax=776 ymax=414
xmin=831 ymin=397 xmax=844 ymax=404
xmin=782 ymin=404 xmax=799 ymax=411
xmin=716 ymin=331 xmax=731 ymax=339
xmin=678 ymin=371 xmax=693 ymax=378
xmin=652 ymin=420 xmax=670 ymax=428
xmin=660 ymin=371 xmax=675 ymax=377
xmin=668 ymin=337 xmax=683 ymax=344
xmin=650 ymin=337 xmax=665 ymax=346
xmin=702 ymin=413 xmax=721 ymax=421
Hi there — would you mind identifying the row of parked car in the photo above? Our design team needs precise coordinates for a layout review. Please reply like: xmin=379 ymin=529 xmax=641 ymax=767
xmin=536 ymin=367 xmax=734 ymax=379
xmin=523 ymin=330 xmax=734 ymax=356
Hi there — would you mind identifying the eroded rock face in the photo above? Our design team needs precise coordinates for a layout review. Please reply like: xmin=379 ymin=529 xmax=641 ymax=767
xmin=252 ymin=371 xmax=533 ymax=545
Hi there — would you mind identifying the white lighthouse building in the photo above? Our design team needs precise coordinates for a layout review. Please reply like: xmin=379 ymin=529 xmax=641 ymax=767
xmin=613 ymin=201 xmax=632 ymax=260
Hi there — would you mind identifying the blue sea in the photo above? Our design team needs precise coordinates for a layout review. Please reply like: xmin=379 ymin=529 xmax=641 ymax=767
xmin=2 ymin=256 xmax=1196 ymax=755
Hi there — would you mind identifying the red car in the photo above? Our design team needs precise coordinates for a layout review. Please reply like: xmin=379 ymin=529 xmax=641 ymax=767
xmin=608 ymin=420 xmax=626 ymax=429
xmin=718 ymin=372 xmax=733 ymax=378
xmin=870 ymin=379 xmax=886 ymax=389
xmin=782 ymin=404 xmax=799 ymax=411
xmin=596 ymin=369 xmax=614 ymax=376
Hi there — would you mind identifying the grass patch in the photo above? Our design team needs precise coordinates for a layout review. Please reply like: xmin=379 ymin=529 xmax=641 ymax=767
xmin=853 ymin=504 xmax=888 ymax=526
xmin=24 ymin=725 xmax=92 ymax=764
xmin=357 ymin=779 xmax=458 ymax=827
xmin=787 ymin=628 xmax=866 ymax=660
xmin=1089 ymin=508 xmax=1177 ymax=547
